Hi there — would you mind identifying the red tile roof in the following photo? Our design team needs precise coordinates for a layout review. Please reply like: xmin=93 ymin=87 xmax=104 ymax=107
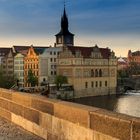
xmin=0 ymin=48 xmax=12 ymax=57
xmin=67 ymin=46 xmax=111 ymax=59
xmin=13 ymin=45 xmax=49 ymax=53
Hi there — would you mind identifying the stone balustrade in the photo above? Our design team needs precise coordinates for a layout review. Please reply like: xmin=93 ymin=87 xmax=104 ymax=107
xmin=0 ymin=88 xmax=139 ymax=140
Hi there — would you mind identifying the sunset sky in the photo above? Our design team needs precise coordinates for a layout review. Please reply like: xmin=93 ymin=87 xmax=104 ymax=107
xmin=0 ymin=0 xmax=140 ymax=56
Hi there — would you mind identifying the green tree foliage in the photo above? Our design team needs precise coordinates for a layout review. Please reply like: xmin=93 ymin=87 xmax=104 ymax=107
xmin=118 ymin=62 xmax=140 ymax=79
xmin=127 ymin=62 xmax=140 ymax=75
xmin=27 ymin=69 xmax=38 ymax=87
xmin=118 ymin=69 xmax=129 ymax=78
xmin=54 ymin=75 xmax=68 ymax=90
xmin=0 ymin=68 xmax=15 ymax=89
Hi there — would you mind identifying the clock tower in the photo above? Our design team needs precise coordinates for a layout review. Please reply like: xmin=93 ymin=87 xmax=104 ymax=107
xmin=55 ymin=7 xmax=74 ymax=47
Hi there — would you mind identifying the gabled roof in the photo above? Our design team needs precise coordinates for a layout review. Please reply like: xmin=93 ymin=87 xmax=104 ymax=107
xmin=132 ymin=51 xmax=140 ymax=56
xmin=0 ymin=48 xmax=12 ymax=57
xmin=13 ymin=45 xmax=49 ymax=55
xmin=67 ymin=46 xmax=111 ymax=59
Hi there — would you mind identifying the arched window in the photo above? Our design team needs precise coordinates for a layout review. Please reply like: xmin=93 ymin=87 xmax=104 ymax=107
xmin=95 ymin=69 xmax=98 ymax=77
xmin=99 ymin=69 xmax=102 ymax=77
xmin=91 ymin=69 xmax=94 ymax=77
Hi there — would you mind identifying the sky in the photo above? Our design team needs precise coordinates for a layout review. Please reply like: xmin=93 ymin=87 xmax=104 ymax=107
xmin=0 ymin=0 xmax=140 ymax=56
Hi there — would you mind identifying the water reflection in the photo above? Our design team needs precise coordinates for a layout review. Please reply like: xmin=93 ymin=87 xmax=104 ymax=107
xmin=71 ymin=93 xmax=140 ymax=118
xmin=116 ymin=95 xmax=140 ymax=117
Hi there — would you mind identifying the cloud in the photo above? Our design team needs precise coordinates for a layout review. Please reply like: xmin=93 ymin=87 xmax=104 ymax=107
xmin=0 ymin=0 xmax=139 ymax=57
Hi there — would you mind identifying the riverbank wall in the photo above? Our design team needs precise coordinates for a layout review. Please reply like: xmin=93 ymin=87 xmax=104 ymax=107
xmin=0 ymin=88 xmax=139 ymax=140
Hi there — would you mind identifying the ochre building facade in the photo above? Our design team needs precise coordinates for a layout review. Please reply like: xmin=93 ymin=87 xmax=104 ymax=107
xmin=57 ymin=45 xmax=117 ymax=97
xmin=24 ymin=47 xmax=39 ymax=87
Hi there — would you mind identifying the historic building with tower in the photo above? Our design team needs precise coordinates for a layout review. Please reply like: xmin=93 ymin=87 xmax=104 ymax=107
xmin=55 ymin=8 xmax=74 ymax=47
xmin=56 ymin=7 xmax=117 ymax=97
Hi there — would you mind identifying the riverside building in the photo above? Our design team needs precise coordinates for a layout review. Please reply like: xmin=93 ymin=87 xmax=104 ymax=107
xmin=56 ymin=7 xmax=117 ymax=97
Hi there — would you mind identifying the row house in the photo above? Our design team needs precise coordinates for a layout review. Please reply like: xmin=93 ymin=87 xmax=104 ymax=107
xmin=0 ymin=48 xmax=12 ymax=66
xmin=39 ymin=47 xmax=62 ymax=83
xmin=13 ymin=45 xmax=47 ymax=87
xmin=24 ymin=47 xmax=39 ymax=87
xmin=13 ymin=45 xmax=61 ymax=87
xmin=14 ymin=53 xmax=25 ymax=87
xmin=1 ymin=48 xmax=14 ymax=78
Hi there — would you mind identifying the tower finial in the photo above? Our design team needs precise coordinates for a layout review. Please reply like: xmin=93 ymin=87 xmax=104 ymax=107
xmin=64 ymin=0 xmax=65 ymax=8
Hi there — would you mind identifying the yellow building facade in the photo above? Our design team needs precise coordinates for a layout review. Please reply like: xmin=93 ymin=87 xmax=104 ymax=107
xmin=24 ymin=47 xmax=39 ymax=87
xmin=57 ymin=46 xmax=117 ymax=98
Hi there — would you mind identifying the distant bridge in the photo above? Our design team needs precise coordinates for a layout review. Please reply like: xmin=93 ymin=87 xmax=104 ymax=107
xmin=118 ymin=77 xmax=140 ymax=92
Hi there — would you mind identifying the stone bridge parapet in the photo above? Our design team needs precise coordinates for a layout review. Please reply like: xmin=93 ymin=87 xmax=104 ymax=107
xmin=0 ymin=88 xmax=139 ymax=140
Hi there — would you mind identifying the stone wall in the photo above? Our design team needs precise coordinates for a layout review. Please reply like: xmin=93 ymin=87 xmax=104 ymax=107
xmin=0 ymin=88 xmax=139 ymax=140
xmin=74 ymin=87 xmax=116 ymax=98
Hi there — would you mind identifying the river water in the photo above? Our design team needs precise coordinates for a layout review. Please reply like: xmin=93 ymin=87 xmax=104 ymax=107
xmin=71 ymin=91 xmax=140 ymax=118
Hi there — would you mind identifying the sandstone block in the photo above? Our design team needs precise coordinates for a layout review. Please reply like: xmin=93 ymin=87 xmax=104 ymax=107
xmin=39 ymin=112 xmax=52 ymax=132
xmin=1 ymin=90 xmax=12 ymax=100
xmin=9 ymin=102 xmax=23 ymax=116
xmin=132 ymin=118 xmax=140 ymax=140
xmin=54 ymin=101 xmax=99 ymax=128
xmin=0 ymin=107 xmax=11 ymax=121
xmin=23 ymin=107 xmax=39 ymax=125
xmin=47 ymin=133 xmax=58 ymax=140
xmin=31 ymin=98 xmax=54 ymax=115
xmin=12 ymin=93 xmax=31 ymax=107
xmin=0 ymin=98 xmax=9 ymax=110
xmin=90 ymin=110 xmax=132 ymax=140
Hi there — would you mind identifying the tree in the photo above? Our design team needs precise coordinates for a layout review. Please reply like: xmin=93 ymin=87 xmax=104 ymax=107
xmin=0 ymin=68 xmax=16 ymax=89
xmin=127 ymin=62 xmax=140 ymax=76
xmin=27 ymin=69 xmax=38 ymax=87
xmin=54 ymin=75 xmax=68 ymax=90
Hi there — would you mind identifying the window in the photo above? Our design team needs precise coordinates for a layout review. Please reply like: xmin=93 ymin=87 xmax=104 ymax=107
xmin=20 ymin=66 xmax=23 ymax=70
xmin=99 ymin=69 xmax=102 ymax=77
xmin=85 ymin=82 xmax=88 ymax=88
xmin=51 ymin=71 xmax=53 ymax=75
xmin=54 ymin=52 xmax=56 ymax=55
xmin=50 ymin=52 xmax=52 ymax=55
xmin=105 ymin=81 xmax=108 ymax=87
xmin=91 ymin=69 xmax=94 ymax=77
xmin=8 ymin=66 xmax=13 ymax=69
xmin=20 ymin=61 xmax=23 ymax=64
xmin=54 ymin=71 xmax=56 ymax=75
xmin=96 ymin=81 xmax=98 ymax=87
xmin=95 ymin=69 xmax=98 ymax=77
xmin=8 ymin=60 xmax=13 ymax=63
xmin=57 ymin=52 xmax=59 ymax=55
xmin=91 ymin=81 xmax=94 ymax=88
xmin=36 ymin=65 xmax=38 ymax=69
xmin=54 ymin=58 xmax=56 ymax=62
xmin=100 ymin=81 xmax=102 ymax=87
xmin=50 ymin=58 xmax=53 ymax=62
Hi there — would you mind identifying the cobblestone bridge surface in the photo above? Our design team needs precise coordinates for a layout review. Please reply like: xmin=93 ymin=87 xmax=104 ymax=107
xmin=0 ymin=117 xmax=43 ymax=140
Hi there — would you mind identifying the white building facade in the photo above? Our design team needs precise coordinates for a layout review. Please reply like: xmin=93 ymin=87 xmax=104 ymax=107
xmin=39 ymin=47 xmax=62 ymax=84
xmin=14 ymin=53 xmax=24 ymax=87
